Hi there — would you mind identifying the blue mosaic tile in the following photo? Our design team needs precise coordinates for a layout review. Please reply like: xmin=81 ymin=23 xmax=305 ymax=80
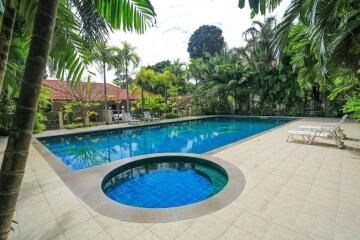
xmin=103 ymin=162 xmax=228 ymax=208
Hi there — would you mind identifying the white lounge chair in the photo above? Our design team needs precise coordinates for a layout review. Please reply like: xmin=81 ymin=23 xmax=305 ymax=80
xmin=287 ymin=125 xmax=344 ymax=148
xmin=298 ymin=115 xmax=347 ymax=139
xmin=123 ymin=112 xmax=142 ymax=125
xmin=144 ymin=111 xmax=160 ymax=122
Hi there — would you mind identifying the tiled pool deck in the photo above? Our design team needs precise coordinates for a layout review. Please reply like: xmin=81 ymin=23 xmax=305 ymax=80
xmin=1 ymin=117 xmax=359 ymax=240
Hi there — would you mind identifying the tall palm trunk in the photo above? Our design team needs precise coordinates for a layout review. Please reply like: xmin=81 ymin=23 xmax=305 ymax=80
xmin=0 ymin=0 xmax=17 ymax=93
xmin=125 ymin=60 xmax=130 ymax=111
xmin=141 ymin=86 xmax=144 ymax=115
xmin=0 ymin=1 xmax=59 ymax=239
xmin=103 ymin=60 xmax=109 ymax=124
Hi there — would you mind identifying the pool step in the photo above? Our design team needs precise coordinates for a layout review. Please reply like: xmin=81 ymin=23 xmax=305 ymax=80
xmin=195 ymin=165 xmax=227 ymax=196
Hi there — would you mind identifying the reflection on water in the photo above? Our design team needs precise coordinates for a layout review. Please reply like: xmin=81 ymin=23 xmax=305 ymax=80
xmin=40 ymin=117 xmax=291 ymax=170
xmin=103 ymin=162 xmax=195 ymax=191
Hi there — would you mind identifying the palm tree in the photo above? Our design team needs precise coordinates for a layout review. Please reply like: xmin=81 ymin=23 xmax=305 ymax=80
xmin=0 ymin=1 xmax=156 ymax=238
xmin=0 ymin=0 xmax=17 ymax=93
xmin=89 ymin=43 xmax=116 ymax=124
xmin=112 ymin=42 xmax=140 ymax=111
xmin=0 ymin=2 xmax=60 ymax=239
xmin=136 ymin=67 xmax=155 ymax=115
xmin=242 ymin=17 xmax=276 ymax=71
xmin=188 ymin=58 xmax=204 ymax=85
xmin=238 ymin=0 xmax=283 ymax=15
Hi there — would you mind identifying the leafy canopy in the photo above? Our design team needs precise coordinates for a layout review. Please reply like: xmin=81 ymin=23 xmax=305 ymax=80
xmin=187 ymin=25 xmax=225 ymax=60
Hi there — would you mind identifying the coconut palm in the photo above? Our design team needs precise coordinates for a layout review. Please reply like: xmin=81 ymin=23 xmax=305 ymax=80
xmin=238 ymin=0 xmax=283 ymax=15
xmin=0 ymin=1 xmax=156 ymax=238
xmin=242 ymin=17 xmax=276 ymax=72
xmin=0 ymin=0 xmax=17 ymax=93
xmin=88 ymin=43 xmax=116 ymax=124
xmin=112 ymin=42 xmax=140 ymax=111
xmin=188 ymin=58 xmax=205 ymax=85
xmin=136 ymin=68 xmax=156 ymax=115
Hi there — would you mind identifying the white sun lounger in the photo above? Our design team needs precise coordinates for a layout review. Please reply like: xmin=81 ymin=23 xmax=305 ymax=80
xmin=144 ymin=111 xmax=160 ymax=122
xmin=287 ymin=125 xmax=344 ymax=148
xmin=124 ymin=112 xmax=142 ymax=125
xmin=298 ymin=115 xmax=347 ymax=139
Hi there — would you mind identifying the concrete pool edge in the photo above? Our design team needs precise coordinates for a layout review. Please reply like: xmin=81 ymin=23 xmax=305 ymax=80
xmin=29 ymin=149 xmax=246 ymax=223
xmin=34 ymin=115 xmax=299 ymax=139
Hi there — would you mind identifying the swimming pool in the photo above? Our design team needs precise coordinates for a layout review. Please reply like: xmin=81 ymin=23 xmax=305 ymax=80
xmin=39 ymin=117 xmax=292 ymax=171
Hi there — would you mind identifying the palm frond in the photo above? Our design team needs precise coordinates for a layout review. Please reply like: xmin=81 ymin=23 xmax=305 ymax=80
xmin=92 ymin=0 xmax=156 ymax=33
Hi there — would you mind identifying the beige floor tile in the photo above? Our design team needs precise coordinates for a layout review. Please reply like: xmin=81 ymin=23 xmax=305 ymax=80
xmin=149 ymin=221 xmax=192 ymax=240
xmin=17 ymin=192 xmax=47 ymax=209
xmin=17 ymin=201 xmax=56 ymax=232
xmin=94 ymin=214 xmax=122 ymax=230
xmin=19 ymin=179 xmax=42 ymax=197
xmin=50 ymin=199 xmax=84 ymax=218
xmin=263 ymin=224 xmax=307 ymax=240
xmin=41 ymin=179 xmax=66 ymax=193
xmin=87 ymin=231 xmax=112 ymax=240
xmin=295 ymin=201 xmax=336 ymax=240
xmin=263 ymin=195 xmax=304 ymax=225
xmin=337 ymin=199 xmax=360 ymax=218
xmin=21 ymin=220 xmax=61 ymax=240
xmin=334 ymin=227 xmax=359 ymax=240
xmin=307 ymin=185 xmax=339 ymax=210
xmin=278 ymin=185 xmax=309 ymax=200
xmin=132 ymin=230 xmax=160 ymax=240
xmin=219 ymin=226 xmax=259 ymax=240
xmin=105 ymin=222 xmax=146 ymax=240
xmin=233 ymin=211 xmax=270 ymax=238
xmin=50 ymin=234 xmax=66 ymax=240
xmin=56 ymin=207 xmax=92 ymax=231
xmin=63 ymin=218 xmax=103 ymax=240
xmin=176 ymin=216 xmax=230 ymax=240
xmin=211 ymin=204 xmax=244 ymax=223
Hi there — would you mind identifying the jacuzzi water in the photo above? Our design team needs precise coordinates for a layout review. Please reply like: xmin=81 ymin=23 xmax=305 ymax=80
xmin=102 ymin=161 xmax=228 ymax=208
xmin=39 ymin=117 xmax=292 ymax=171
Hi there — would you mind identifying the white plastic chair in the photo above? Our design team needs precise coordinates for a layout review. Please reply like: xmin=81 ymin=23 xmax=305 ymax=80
xmin=124 ymin=112 xmax=142 ymax=125
xmin=143 ymin=111 xmax=160 ymax=122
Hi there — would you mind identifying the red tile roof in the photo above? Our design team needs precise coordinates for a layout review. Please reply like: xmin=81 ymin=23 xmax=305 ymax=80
xmin=42 ymin=80 xmax=141 ymax=101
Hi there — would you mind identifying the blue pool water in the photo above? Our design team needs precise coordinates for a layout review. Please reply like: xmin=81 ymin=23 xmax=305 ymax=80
xmin=39 ymin=117 xmax=292 ymax=171
xmin=102 ymin=161 xmax=227 ymax=208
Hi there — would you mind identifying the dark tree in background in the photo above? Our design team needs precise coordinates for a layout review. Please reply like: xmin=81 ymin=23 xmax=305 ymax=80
xmin=187 ymin=25 xmax=224 ymax=60
xmin=146 ymin=60 xmax=171 ymax=73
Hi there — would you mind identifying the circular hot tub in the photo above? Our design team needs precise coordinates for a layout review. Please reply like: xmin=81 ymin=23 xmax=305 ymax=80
xmin=100 ymin=154 xmax=245 ymax=222
xmin=102 ymin=157 xmax=228 ymax=208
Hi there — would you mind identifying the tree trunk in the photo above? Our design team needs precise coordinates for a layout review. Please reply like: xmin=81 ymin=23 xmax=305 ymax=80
xmin=0 ymin=0 xmax=17 ymax=93
xmin=125 ymin=60 xmax=130 ymax=111
xmin=0 ymin=1 xmax=59 ymax=239
xmin=141 ymin=86 xmax=144 ymax=116
xmin=164 ymin=88 xmax=168 ymax=115
xmin=103 ymin=60 xmax=108 ymax=124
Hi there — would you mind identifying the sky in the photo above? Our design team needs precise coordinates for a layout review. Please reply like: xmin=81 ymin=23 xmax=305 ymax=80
xmin=101 ymin=0 xmax=291 ymax=82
